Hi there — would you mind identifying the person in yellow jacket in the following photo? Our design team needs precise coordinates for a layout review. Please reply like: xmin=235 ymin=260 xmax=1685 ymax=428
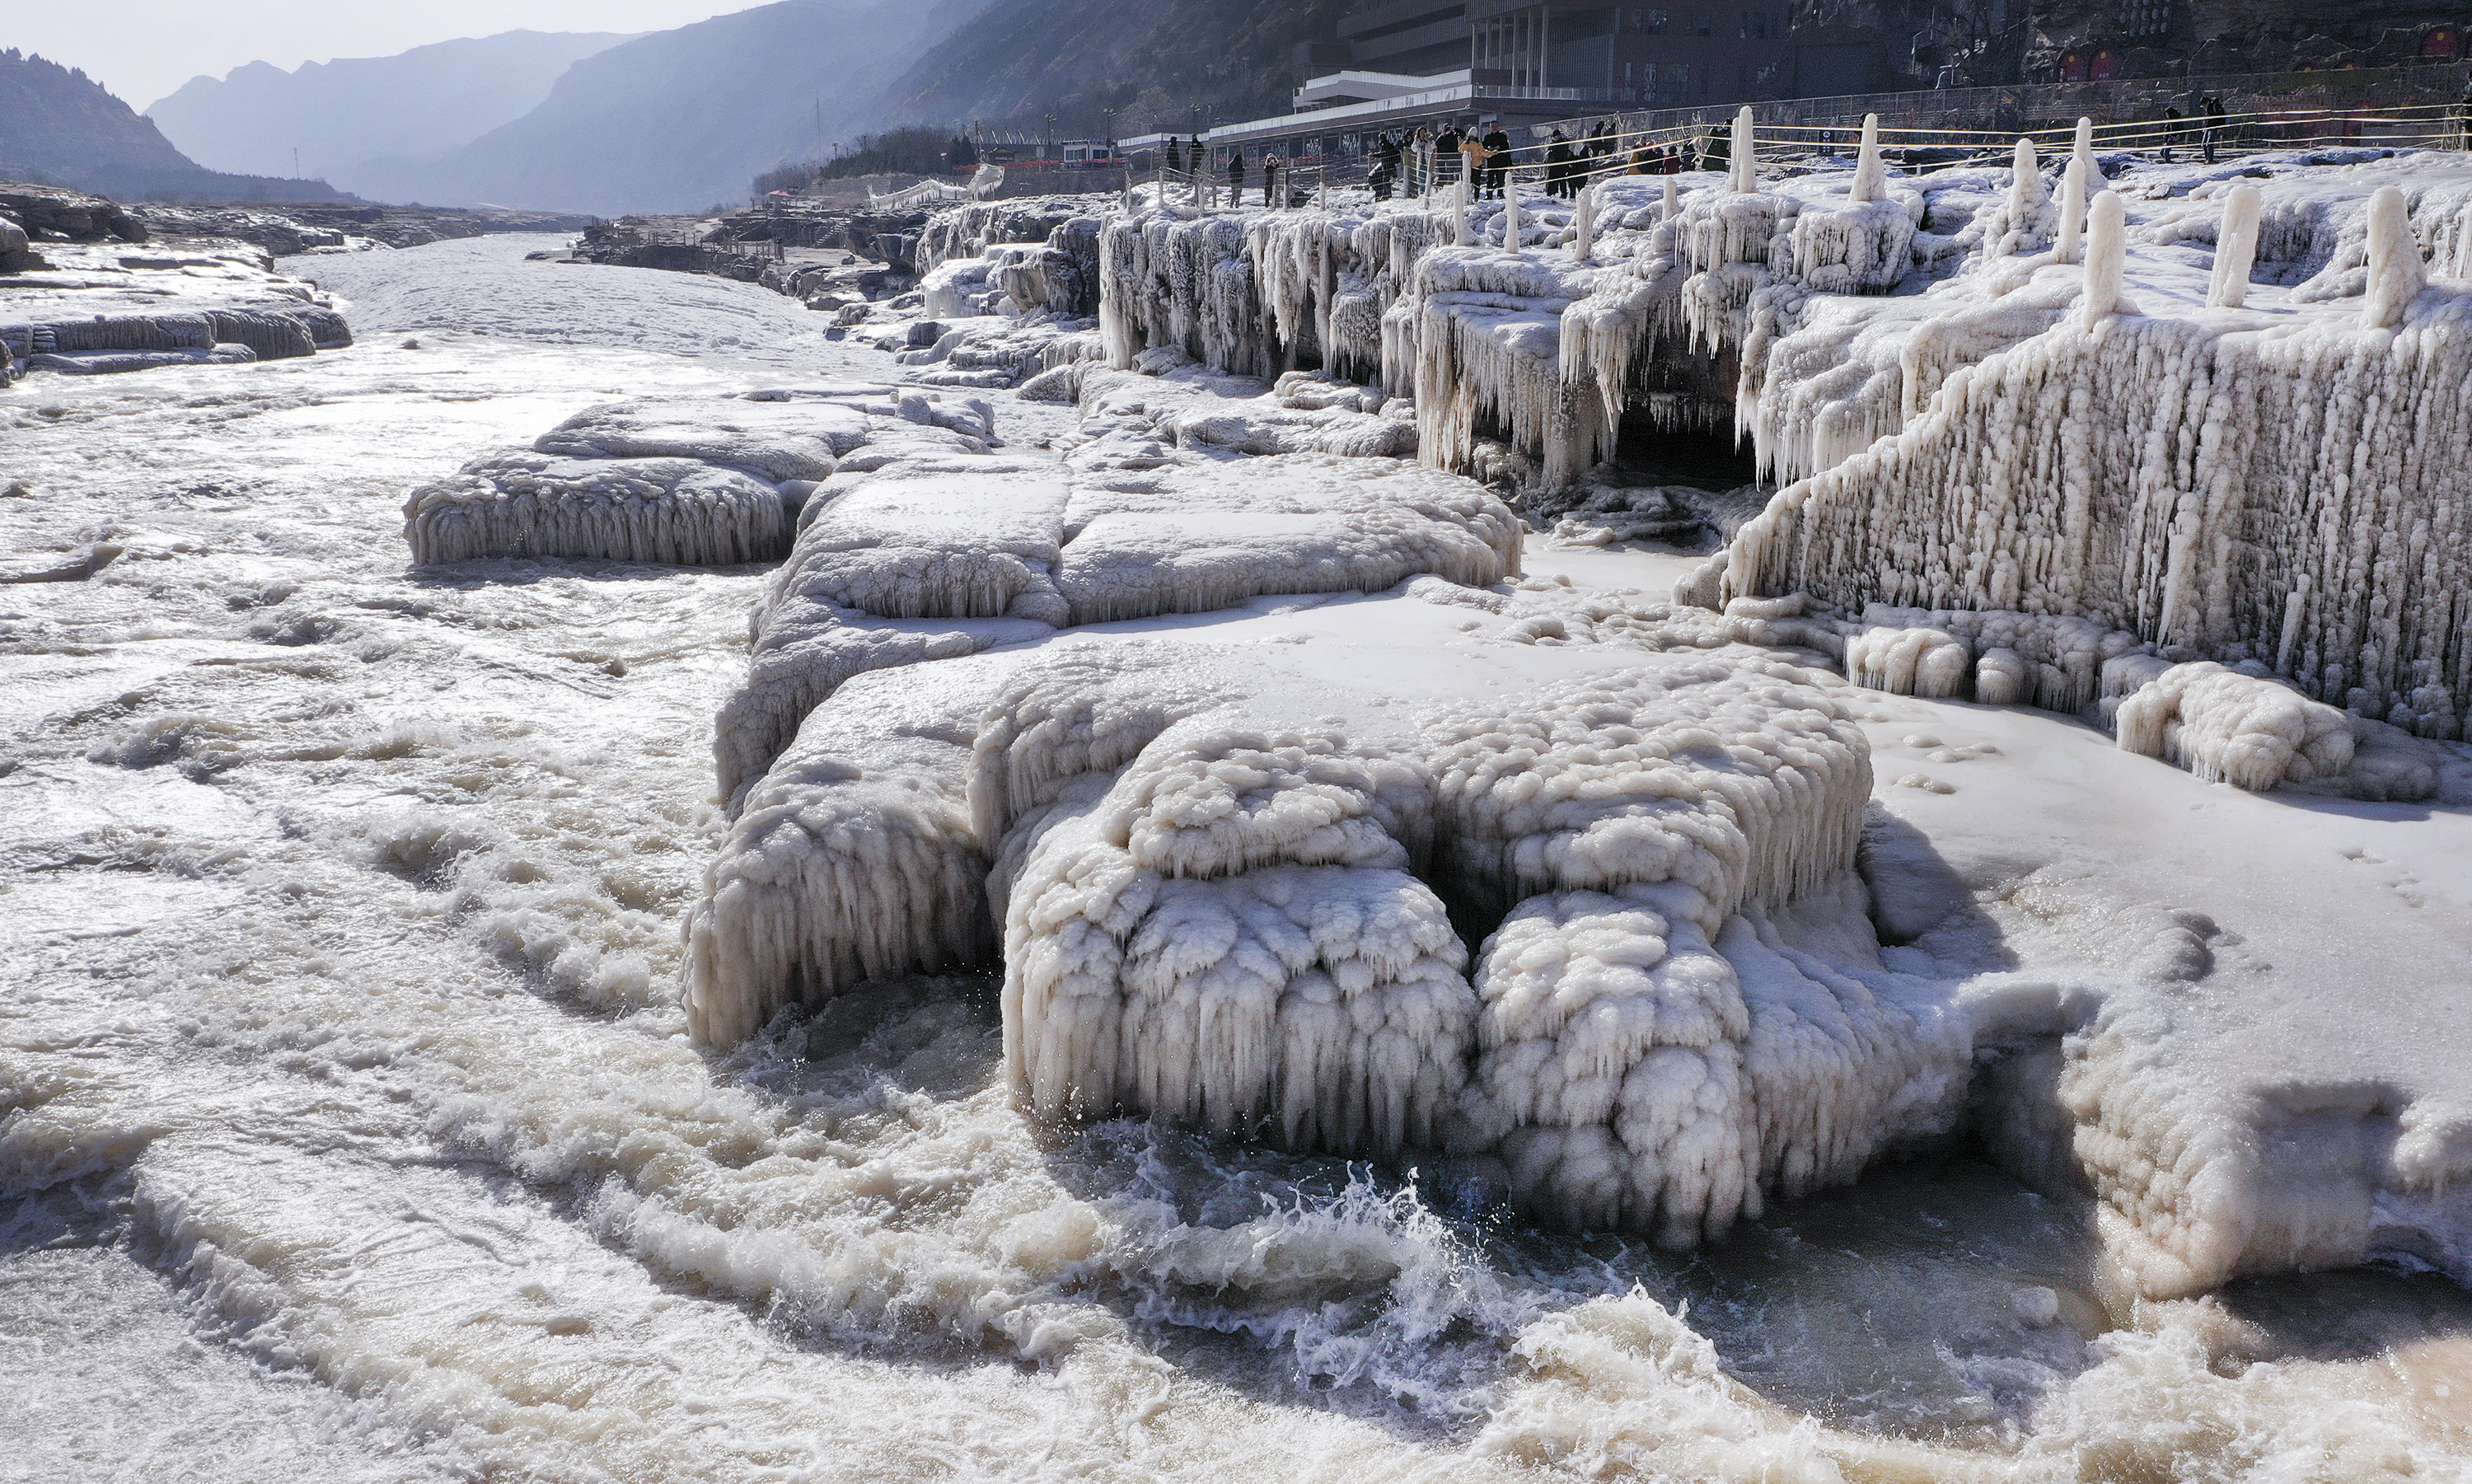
xmin=1459 ymin=131 xmax=1496 ymax=197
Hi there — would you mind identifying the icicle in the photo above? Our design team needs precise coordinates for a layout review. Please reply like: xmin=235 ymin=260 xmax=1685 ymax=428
xmin=2361 ymin=185 xmax=2427 ymax=330
xmin=2210 ymin=185 xmax=2260 ymax=308
xmin=1575 ymin=183 xmax=1595 ymax=260
xmin=2055 ymin=155 xmax=2089 ymax=264
xmin=1849 ymin=115 xmax=1884 ymax=204
xmin=2081 ymin=190 xmax=2126 ymax=332
xmin=1730 ymin=105 xmax=1757 ymax=194
xmin=1996 ymin=137 xmax=2042 ymax=258
xmin=1504 ymin=181 xmax=1522 ymax=251
xmin=1453 ymin=175 xmax=1470 ymax=246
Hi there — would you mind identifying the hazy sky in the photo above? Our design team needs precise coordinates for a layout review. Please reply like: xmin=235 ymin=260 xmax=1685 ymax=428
xmin=6 ymin=2 xmax=756 ymax=110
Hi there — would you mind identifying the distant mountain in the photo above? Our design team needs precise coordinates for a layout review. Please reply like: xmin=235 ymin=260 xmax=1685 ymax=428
xmin=865 ymin=0 xmax=1346 ymax=140
xmin=0 ymin=49 xmax=349 ymax=202
xmin=374 ymin=0 xmax=992 ymax=215
xmin=146 ymin=31 xmax=638 ymax=196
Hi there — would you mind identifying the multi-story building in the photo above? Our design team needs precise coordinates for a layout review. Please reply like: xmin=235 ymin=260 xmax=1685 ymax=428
xmin=1315 ymin=0 xmax=1793 ymax=110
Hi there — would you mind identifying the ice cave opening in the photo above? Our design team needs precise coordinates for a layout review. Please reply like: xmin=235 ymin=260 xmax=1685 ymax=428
xmin=1607 ymin=408 xmax=1764 ymax=497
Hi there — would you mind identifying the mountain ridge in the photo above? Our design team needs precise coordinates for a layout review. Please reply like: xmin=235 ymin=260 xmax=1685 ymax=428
xmin=145 ymin=30 xmax=639 ymax=196
xmin=0 ymin=48 xmax=349 ymax=202
xmin=363 ymin=0 xmax=993 ymax=215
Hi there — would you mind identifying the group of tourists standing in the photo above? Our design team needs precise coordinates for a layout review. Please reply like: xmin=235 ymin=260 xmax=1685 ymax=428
xmin=1539 ymin=122 xmax=1622 ymax=196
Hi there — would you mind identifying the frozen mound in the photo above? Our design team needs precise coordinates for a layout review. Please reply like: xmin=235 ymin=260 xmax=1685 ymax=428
xmin=682 ymin=652 xmax=1009 ymax=1048
xmin=2109 ymin=660 xmax=2356 ymax=791
xmin=897 ymin=315 xmax=1103 ymax=390
xmin=391 ymin=379 xmax=1010 ymax=573
xmin=531 ymin=396 xmax=870 ymax=483
xmin=713 ymin=447 xmax=1523 ymax=803
xmin=1056 ymin=354 xmax=1417 ymax=468
xmin=770 ymin=455 xmax=1074 ymax=621
xmin=1704 ymin=599 xmax=2150 ymax=714
xmin=691 ymin=579 xmax=1979 ymax=1249
xmin=1463 ymin=883 xmax=1967 ymax=1242
xmin=1056 ymin=453 xmax=1518 ymax=623
xmin=401 ymin=452 xmax=789 ymax=567
xmin=2 ymin=304 xmax=350 ymax=377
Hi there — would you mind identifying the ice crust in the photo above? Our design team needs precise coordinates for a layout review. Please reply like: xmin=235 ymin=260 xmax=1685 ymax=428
xmin=711 ymin=446 xmax=1524 ymax=803
xmin=531 ymin=396 xmax=868 ymax=481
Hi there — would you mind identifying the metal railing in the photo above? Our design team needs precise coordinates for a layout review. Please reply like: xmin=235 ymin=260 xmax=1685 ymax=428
xmin=1134 ymin=94 xmax=2470 ymax=219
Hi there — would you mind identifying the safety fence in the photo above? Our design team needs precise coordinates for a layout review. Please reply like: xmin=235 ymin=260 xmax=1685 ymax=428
xmin=1123 ymin=91 xmax=2472 ymax=214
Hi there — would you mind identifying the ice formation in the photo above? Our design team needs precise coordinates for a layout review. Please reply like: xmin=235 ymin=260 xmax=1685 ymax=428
xmin=2109 ymin=660 xmax=2355 ymax=791
xmin=693 ymin=586 xmax=1978 ymax=1241
xmin=1057 ymin=353 xmax=1420 ymax=466
xmin=1084 ymin=142 xmax=2472 ymax=761
xmin=710 ymin=443 xmax=1523 ymax=803
xmin=396 ymin=382 xmax=1027 ymax=571
xmin=691 ymin=143 xmax=2470 ymax=1279
xmin=531 ymin=396 xmax=865 ymax=482
xmin=402 ymin=452 xmax=790 ymax=567
xmin=2 ymin=303 xmax=350 ymax=376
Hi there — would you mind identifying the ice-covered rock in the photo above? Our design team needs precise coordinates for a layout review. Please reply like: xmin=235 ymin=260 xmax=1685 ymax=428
xmin=712 ymin=445 xmax=1523 ymax=803
xmin=533 ymin=395 xmax=867 ymax=483
xmin=401 ymin=452 xmax=789 ymax=567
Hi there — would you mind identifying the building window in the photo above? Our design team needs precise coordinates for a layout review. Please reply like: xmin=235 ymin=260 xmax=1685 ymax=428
xmin=2423 ymin=26 xmax=2460 ymax=57
xmin=2090 ymin=48 xmax=2116 ymax=78
xmin=2121 ymin=0 xmax=2170 ymax=40
xmin=2059 ymin=50 xmax=2085 ymax=81
xmin=1646 ymin=8 xmax=1667 ymax=34
xmin=1690 ymin=11 xmax=1712 ymax=36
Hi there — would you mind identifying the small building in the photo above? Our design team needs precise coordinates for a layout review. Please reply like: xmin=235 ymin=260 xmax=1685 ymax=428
xmin=1057 ymin=140 xmax=1122 ymax=168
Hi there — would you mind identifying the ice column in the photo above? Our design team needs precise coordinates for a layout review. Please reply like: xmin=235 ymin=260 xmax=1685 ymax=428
xmin=2055 ymin=155 xmax=2089 ymax=264
xmin=1849 ymin=115 xmax=1884 ymax=204
xmin=1504 ymin=180 xmax=1523 ymax=250
xmin=1997 ymin=137 xmax=2042 ymax=256
xmin=1662 ymin=176 xmax=1678 ymax=222
xmin=2073 ymin=116 xmax=2095 ymax=180
xmin=2081 ymin=190 xmax=2126 ymax=332
xmin=2209 ymin=185 xmax=2260 ymax=309
xmin=2361 ymin=185 xmax=2428 ymax=330
xmin=1575 ymin=182 xmax=1596 ymax=260
xmin=1454 ymin=176 xmax=1471 ymax=246
xmin=1730 ymin=106 xmax=1757 ymax=194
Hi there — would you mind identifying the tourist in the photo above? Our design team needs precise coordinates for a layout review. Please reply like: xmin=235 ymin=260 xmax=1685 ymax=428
xmin=1262 ymin=152 xmax=1280 ymax=207
xmin=1481 ymin=124 xmax=1512 ymax=198
xmin=2201 ymin=95 xmax=2227 ymax=163
xmin=2161 ymin=105 xmax=2183 ymax=162
xmin=1545 ymin=129 xmax=1574 ymax=197
xmin=1436 ymin=124 xmax=1464 ymax=188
